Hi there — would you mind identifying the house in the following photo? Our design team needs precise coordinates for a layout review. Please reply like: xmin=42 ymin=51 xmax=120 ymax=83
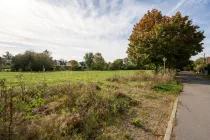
xmin=59 ymin=60 xmax=67 ymax=66
xmin=53 ymin=60 xmax=70 ymax=66
xmin=79 ymin=62 xmax=87 ymax=69
xmin=206 ymin=57 xmax=210 ymax=64
xmin=66 ymin=62 xmax=71 ymax=66
xmin=53 ymin=60 xmax=87 ymax=70
xmin=55 ymin=60 xmax=67 ymax=66
xmin=56 ymin=60 xmax=60 ymax=66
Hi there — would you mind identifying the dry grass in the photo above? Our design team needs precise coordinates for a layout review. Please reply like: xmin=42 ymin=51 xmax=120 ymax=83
xmin=104 ymin=71 xmax=181 ymax=139
xmin=0 ymin=71 xmax=181 ymax=140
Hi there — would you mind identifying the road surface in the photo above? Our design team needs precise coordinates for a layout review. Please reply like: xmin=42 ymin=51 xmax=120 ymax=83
xmin=174 ymin=71 xmax=210 ymax=140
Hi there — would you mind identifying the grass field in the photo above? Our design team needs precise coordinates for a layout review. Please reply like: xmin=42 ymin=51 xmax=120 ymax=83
xmin=0 ymin=70 xmax=181 ymax=140
xmin=0 ymin=70 xmax=140 ymax=84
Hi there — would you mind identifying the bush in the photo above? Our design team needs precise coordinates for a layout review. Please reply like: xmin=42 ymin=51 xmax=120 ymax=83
xmin=11 ymin=51 xmax=54 ymax=72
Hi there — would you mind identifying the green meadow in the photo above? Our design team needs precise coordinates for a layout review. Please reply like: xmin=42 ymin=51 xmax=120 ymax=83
xmin=0 ymin=70 xmax=142 ymax=84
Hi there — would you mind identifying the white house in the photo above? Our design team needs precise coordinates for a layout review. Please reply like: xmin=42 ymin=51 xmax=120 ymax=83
xmin=66 ymin=62 xmax=71 ymax=66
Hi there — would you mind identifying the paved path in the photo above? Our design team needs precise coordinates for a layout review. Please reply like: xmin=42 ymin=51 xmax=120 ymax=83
xmin=174 ymin=71 xmax=210 ymax=140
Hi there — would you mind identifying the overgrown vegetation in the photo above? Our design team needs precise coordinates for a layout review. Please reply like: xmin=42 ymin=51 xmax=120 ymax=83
xmin=0 ymin=71 xmax=181 ymax=139
xmin=1 ymin=50 xmax=140 ymax=72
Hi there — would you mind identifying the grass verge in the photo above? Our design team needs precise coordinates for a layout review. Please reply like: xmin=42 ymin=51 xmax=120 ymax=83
xmin=196 ymin=73 xmax=210 ymax=80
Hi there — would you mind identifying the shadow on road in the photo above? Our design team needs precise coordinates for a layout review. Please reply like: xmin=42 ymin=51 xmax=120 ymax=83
xmin=176 ymin=71 xmax=210 ymax=86
xmin=174 ymin=71 xmax=210 ymax=140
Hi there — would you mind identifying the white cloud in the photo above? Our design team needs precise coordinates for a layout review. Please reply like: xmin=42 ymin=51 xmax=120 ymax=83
xmin=0 ymin=0 xmax=153 ymax=61
xmin=0 ymin=0 xmax=209 ymax=61
xmin=167 ymin=0 xmax=186 ymax=15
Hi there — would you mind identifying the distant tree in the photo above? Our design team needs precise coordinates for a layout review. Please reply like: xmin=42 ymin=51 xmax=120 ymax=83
xmin=123 ymin=58 xmax=130 ymax=67
xmin=43 ymin=50 xmax=52 ymax=57
xmin=127 ymin=9 xmax=205 ymax=73
xmin=2 ymin=51 xmax=13 ymax=67
xmin=0 ymin=57 xmax=5 ymax=70
xmin=111 ymin=59 xmax=124 ymax=70
xmin=183 ymin=60 xmax=194 ymax=71
xmin=92 ymin=53 xmax=106 ymax=70
xmin=11 ymin=51 xmax=53 ymax=71
xmin=3 ymin=51 xmax=13 ymax=60
xmin=69 ymin=60 xmax=79 ymax=71
xmin=123 ymin=57 xmax=138 ymax=70
xmin=194 ymin=58 xmax=206 ymax=71
xmin=84 ymin=52 xmax=94 ymax=70
xmin=103 ymin=62 xmax=111 ymax=70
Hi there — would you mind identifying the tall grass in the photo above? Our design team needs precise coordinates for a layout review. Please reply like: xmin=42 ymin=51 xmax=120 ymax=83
xmin=107 ymin=71 xmax=175 ymax=86
xmin=0 ymin=71 xmax=181 ymax=139
xmin=0 ymin=78 xmax=134 ymax=139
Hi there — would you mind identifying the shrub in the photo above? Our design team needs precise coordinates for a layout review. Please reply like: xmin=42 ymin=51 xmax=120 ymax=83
xmin=11 ymin=51 xmax=54 ymax=72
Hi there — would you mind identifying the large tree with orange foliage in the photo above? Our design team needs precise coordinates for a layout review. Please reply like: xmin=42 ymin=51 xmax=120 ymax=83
xmin=127 ymin=9 xmax=205 ymax=73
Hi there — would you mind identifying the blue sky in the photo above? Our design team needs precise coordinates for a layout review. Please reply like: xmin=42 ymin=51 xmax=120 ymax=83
xmin=0 ymin=0 xmax=209 ymax=62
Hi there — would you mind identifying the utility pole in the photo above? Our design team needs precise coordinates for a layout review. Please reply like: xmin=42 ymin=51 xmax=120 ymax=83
xmin=202 ymin=53 xmax=205 ymax=75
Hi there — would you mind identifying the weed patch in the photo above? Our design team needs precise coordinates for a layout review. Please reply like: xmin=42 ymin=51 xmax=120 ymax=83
xmin=132 ymin=119 xmax=144 ymax=128
xmin=0 ymin=79 xmax=135 ymax=139
xmin=153 ymin=81 xmax=182 ymax=93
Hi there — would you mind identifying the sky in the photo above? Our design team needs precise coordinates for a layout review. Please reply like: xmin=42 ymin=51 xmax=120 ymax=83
xmin=0 ymin=0 xmax=209 ymax=62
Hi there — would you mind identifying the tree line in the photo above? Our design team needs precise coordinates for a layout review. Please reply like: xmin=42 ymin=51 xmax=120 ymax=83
xmin=0 ymin=51 xmax=140 ymax=72
xmin=83 ymin=52 xmax=139 ymax=70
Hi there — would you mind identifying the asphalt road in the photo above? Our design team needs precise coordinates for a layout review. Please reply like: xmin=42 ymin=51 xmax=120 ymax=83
xmin=174 ymin=71 xmax=210 ymax=140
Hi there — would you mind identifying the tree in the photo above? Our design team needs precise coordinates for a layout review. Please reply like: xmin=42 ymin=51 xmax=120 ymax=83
xmin=194 ymin=58 xmax=206 ymax=71
xmin=92 ymin=53 xmax=106 ymax=70
xmin=183 ymin=60 xmax=194 ymax=71
xmin=105 ymin=62 xmax=112 ymax=70
xmin=69 ymin=60 xmax=79 ymax=70
xmin=84 ymin=52 xmax=94 ymax=70
xmin=43 ymin=50 xmax=52 ymax=57
xmin=0 ymin=57 xmax=5 ymax=70
xmin=111 ymin=59 xmax=124 ymax=70
xmin=123 ymin=57 xmax=138 ymax=70
xmin=127 ymin=9 xmax=205 ymax=73
xmin=11 ymin=51 xmax=54 ymax=71
xmin=123 ymin=58 xmax=130 ymax=68
xmin=3 ymin=52 xmax=13 ymax=60
xmin=2 ymin=52 xmax=13 ymax=67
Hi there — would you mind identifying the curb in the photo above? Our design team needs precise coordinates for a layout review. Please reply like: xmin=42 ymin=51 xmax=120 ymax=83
xmin=164 ymin=96 xmax=179 ymax=140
